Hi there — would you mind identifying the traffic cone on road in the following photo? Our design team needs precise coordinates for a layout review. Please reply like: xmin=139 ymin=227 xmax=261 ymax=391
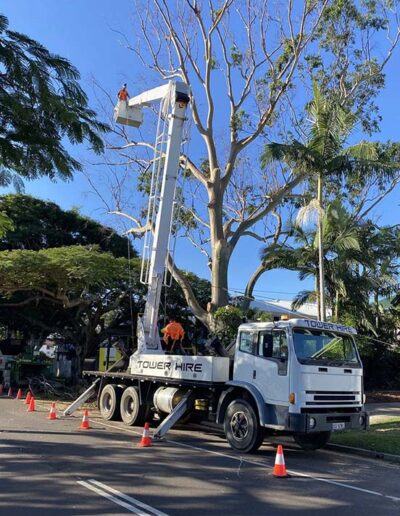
xmin=272 ymin=445 xmax=288 ymax=478
xmin=48 ymin=402 xmax=57 ymax=420
xmin=79 ymin=409 xmax=91 ymax=430
xmin=0 ymin=384 xmax=3 ymax=396
xmin=7 ymin=387 xmax=12 ymax=397
xmin=16 ymin=388 xmax=23 ymax=400
xmin=24 ymin=391 xmax=32 ymax=405
xmin=137 ymin=422 xmax=152 ymax=448
xmin=27 ymin=397 xmax=36 ymax=412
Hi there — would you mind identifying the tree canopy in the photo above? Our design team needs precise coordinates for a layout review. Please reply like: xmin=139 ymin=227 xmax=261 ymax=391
xmin=0 ymin=195 xmax=210 ymax=357
xmin=0 ymin=14 xmax=108 ymax=189
xmin=0 ymin=194 xmax=135 ymax=258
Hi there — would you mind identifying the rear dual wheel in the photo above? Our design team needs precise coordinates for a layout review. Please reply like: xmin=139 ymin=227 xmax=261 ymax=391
xmin=99 ymin=384 xmax=122 ymax=421
xmin=120 ymin=386 xmax=150 ymax=427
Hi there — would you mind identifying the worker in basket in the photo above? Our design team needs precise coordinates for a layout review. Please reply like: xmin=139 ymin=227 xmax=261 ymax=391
xmin=161 ymin=317 xmax=185 ymax=355
xmin=117 ymin=83 xmax=129 ymax=103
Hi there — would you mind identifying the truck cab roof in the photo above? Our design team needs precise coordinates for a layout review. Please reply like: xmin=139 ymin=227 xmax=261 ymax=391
xmin=238 ymin=318 xmax=357 ymax=335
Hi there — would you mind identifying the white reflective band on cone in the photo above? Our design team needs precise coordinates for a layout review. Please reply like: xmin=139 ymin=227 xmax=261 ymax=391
xmin=275 ymin=453 xmax=285 ymax=466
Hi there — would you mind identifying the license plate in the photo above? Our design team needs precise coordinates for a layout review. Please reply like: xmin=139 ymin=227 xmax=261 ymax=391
xmin=332 ymin=422 xmax=345 ymax=431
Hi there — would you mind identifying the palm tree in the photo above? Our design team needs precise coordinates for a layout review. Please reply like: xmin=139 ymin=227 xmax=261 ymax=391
xmin=261 ymin=82 xmax=400 ymax=320
xmin=261 ymin=200 xmax=363 ymax=319
xmin=261 ymin=201 xmax=400 ymax=331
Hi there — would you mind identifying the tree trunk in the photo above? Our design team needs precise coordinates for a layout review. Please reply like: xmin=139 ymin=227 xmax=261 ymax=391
xmin=335 ymin=290 xmax=340 ymax=321
xmin=210 ymin=238 xmax=230 ymax=311
xmin=317 ymin=173 xmax=326 ymax=321
xmin=316 ymin=274 xmax=321 ymax=321
xmin=208 ymin=176 xmax=230 ymax=312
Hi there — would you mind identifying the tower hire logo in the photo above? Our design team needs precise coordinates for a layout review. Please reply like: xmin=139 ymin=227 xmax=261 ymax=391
xmin=136 ymin=360 xmax=203 ymax=373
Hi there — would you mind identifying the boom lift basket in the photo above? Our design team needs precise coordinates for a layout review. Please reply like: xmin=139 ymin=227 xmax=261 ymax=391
xmin=114 ymin=102 xmax=143 ymax=127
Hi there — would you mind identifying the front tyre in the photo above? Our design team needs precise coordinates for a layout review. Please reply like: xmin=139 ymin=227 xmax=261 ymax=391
xmin=224 ymin=399 xmax=264 ymax=454
xmin=293 ymin=431 xmax=331 ymax=450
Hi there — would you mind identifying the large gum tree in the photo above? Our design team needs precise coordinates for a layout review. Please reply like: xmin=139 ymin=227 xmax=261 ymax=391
xmin=98 ymin=0 xmax=400 ymax=331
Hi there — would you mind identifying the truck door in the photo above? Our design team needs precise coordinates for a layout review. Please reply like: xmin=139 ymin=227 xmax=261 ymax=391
xmin=253 ymin=329 xmax=290 ymax=405
xmin=233 ymin=330 xmax=258 ymax=383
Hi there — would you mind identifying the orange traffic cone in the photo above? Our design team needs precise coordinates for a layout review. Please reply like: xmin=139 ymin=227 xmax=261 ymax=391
xmin=79 ymin=409 xmax=91 ymax=430
xmin=7 ymin=387 xmax=12 ymax=397
xmin=27 ymin=397 xmax=36 ymax=412
xmin=16 ymin=388 xmax=23 ymax=400
xmin=137 ymin=422 xmax=152 ymax=448
xmin=0 ymin=384 xmax=3 ymax=396
xmin=273 ymin=445 xmax=288 ymax=478
xmin=48 ymin=402 xmax=57 ymax=420
xmin=24 ymin=391 xmax=32 ymax=405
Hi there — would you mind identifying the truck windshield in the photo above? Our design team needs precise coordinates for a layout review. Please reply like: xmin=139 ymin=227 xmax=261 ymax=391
xmin=293 ymin=328 xmax=360 ymax=366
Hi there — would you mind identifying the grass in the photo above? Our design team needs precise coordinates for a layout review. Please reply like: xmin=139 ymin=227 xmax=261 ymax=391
xmin=330 ymin=415 xmax=400 ymax=456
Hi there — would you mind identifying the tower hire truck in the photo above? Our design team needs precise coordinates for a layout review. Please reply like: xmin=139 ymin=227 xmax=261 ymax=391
xmin=83 ymin=81 xmax=368 ymax=453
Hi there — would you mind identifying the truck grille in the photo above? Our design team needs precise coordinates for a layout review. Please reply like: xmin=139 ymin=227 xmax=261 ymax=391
xmin=305 ymin=390 xmax=360 ymax=406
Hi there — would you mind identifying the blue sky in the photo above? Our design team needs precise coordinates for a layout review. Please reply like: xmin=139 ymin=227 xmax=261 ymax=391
xmin=2 ymin=1 xmax=400 ymax=303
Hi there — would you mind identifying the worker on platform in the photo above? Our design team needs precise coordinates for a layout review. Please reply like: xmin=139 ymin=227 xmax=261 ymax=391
xmin=161 ymin=317 xmax=185 ymax=355
xmin=117 ymin=83 xmax=130 ymax=103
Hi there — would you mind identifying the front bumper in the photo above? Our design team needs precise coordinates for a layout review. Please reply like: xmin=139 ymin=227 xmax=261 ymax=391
xmin=288 ymin=410 xmax=369 ymax=433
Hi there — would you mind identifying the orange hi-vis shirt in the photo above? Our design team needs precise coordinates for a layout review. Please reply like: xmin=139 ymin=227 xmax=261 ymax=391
xmin=118 ymin=88 xmax=129 ymax=101
xmin=163 ymin=321 xmax=185 ymax=341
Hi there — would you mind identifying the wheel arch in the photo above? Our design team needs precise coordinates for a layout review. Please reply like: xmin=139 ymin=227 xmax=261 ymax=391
xmin=216 ymin=381 xmax=267 ymax=426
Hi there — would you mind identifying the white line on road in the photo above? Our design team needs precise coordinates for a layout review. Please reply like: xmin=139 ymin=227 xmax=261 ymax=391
xmin=89 ymin=479 xmax=169 ymax=516
xmin=90 ymin=419 xmax=400 ymax=504
xmin=77 ymin=479 xmax=169 ymax=515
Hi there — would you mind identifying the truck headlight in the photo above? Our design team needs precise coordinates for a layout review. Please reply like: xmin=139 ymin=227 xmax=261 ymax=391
xmin=309 ymin=417 xmax=316 ymax=429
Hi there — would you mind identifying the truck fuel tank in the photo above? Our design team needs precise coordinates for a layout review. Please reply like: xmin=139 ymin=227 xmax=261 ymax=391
xmin=153 ymin=387 xmax=185 ymax=414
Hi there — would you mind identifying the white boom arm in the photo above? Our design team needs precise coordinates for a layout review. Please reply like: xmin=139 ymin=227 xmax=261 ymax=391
xmin=115 ymin=81 xmax=190 ymax=354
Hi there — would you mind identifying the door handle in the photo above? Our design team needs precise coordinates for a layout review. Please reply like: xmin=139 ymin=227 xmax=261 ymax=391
xmin=253 ymin=370 xmax=256 ymax=379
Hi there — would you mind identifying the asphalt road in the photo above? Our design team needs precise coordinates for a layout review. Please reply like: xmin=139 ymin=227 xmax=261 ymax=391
xmin=1 ymin=397 xmax=400 ymax=515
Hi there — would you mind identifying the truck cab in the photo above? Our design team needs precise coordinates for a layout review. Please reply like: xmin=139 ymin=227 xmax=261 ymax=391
xmin=230 ymin=318 xmax=368 ymax=450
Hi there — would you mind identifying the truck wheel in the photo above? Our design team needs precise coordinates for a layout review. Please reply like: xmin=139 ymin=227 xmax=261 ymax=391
xmin=99 ymin=384 xmax=122 ymax=421
xmin=120 ymin=386 xmax=148 ymax=426
xmin=224 ymin=399 xmax=264 ymax=454
xmin=293 ymin=431 xmax=331 ymax=451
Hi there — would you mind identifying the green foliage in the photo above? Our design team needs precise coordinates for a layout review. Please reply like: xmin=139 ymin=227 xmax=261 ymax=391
xmin=0 ymin=210 xmax=13 ymax=238
xmin=230 ymin=46 xmax=242 ymax=67
xmin=251 ymin=310 xmax=274 ymax=323
xmin=0 ymin=14 xmax=108 ymax=184
xmin=309 ymin=0 xmax=393 ymax=133
xmin=0 ymin=246 xmax=128 ymax=299
xmin=0 ymin=245 xmax=139 ymax=360
xmin=214 ymin=305 xmax=243 ymax=344
xmin=0 ymin=194 xmax=133 ymax=258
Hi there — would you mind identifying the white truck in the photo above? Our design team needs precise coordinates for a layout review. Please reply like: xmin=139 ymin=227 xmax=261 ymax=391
xmin=79 ymin=80 xmax=368 ymax=453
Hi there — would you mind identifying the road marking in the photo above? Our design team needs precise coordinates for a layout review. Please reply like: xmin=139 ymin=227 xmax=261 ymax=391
xmin=89 ymin=480 xmax=169 ymax=516
xmin=77 ymin=479 xmax=169 ymax=515
xmin=89 ymin=419 xmax=400 ymax=503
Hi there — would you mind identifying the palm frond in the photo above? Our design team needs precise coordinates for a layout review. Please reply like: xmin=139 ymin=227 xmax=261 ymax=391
xmin=261 ymin=141 xmax=318 ymax=172
xmin=291 ymin=290 xmax=316 ymax=310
